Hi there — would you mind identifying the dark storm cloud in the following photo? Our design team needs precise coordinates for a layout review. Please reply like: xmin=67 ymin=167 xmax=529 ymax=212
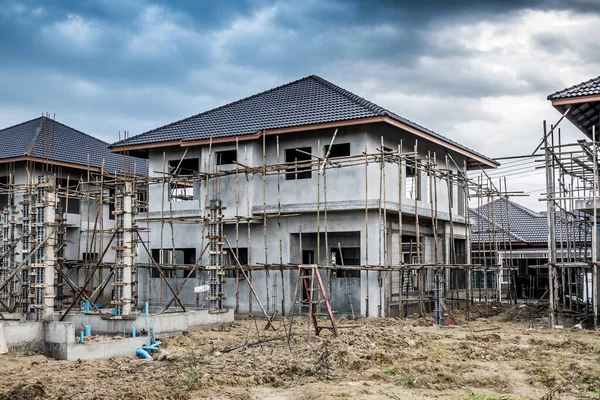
xmin=0 ymin=0 xmax=598 ymax=143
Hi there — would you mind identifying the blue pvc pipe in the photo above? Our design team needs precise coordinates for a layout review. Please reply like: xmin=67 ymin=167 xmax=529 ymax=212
xmin=84 ymin=300 xmax=90 ymax=314
xmin=132 ymin=326 xmax=136 ymax=338
xmin=151 ymin=320 xmax=156 ymax=344
xmin=136 ymin=348 xmax=152 ymax=360
xmin=142 ymin=345 xmax=159 ymax=352
xmin=153 ymin=340 xmax=162 ymax=346
xmin=85 ymin=325 xmax=91 ymax=337
xmin=79 ymin=331 xmax=84 ymax=343
xmin=144 ymin=302 xmax=149 ymax=316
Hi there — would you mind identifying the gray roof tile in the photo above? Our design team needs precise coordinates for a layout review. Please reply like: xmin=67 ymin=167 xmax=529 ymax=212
xmin=110 ymin=75 xmax=496 ymax=165
xmin=0 ymin=117 xmax=146 ymax=176
xmin=470 ymin=198 xmax=589 ymax=245
xmin=548 ymin=76 xmax=600 ymax=100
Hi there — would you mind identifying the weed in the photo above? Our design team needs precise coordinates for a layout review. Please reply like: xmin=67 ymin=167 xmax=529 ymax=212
xmin=399 ymin=373 xmax=416 ymax=387
xmin=396 ymin=366 xmax=417 ymax=387
xmin=426 ymin=342 xmax=447 ymax=356
xmin=383 ymin=365 xmax=398 ymax=375
xmin=584 ymin=375 xmax=600 ymax=395
xmin=184 ymin=348 xmax=201 ymax=391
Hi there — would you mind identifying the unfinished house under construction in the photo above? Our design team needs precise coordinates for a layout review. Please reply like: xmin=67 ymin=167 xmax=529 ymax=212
xmin=538 ymin=76 xmax=600 ymax=328
xmin=0 ymin=116 xmax=142 ymax=315
xmin=470 ymin=197 xmax=590 ymax=302
xmin=0 ymin=117 xmax=233 ymax=360
xmin=0 ymin=77 xmax=523 ymax=361
xmin=110 ymin=75 xmax=502 ymax=320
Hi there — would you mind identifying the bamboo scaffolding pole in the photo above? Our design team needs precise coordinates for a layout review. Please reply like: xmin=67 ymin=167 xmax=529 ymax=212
xmin=276 ymin=136 xmax=284 ymax=315
xmin=414 ymin=141 xmax=423 ymax=316
xmin=246 ymin=145 xmax=253 ymax=315
xmin=263 ymin=134 xmax=269 ymax=314
xmin=464 ymin=159 xmax=472 ymax=320
xmin=544 ymin=121 xmax=556 ymax=328
xmin=365 ymin=144 xmax=369 ymax=317
xmin=592 ymin=125 xmax=598 ymax=328
xmin=159 ymin=151 xmax=166 ymax=305
xmin=235 ymin=138 xmax=240 ymax=313
xmin=378 ymin=138 xmax=383 ymax=317
xmin=323 ymin=142 xmax=332 ymax=308
xmin=398 ymin=142 xmax=404 ymax=318
xmin=382 ymin=139 xmax=389 ymax=317
xmin=446 ymin=156 xmax=456 ymax=307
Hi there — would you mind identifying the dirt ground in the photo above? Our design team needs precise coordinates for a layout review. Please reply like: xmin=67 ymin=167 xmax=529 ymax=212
xmin=2 ymin=303 xmax=600 ymax=399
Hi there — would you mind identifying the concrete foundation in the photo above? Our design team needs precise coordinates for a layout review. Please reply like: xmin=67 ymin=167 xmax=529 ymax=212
xmin=0 ymin=309 xmax=233 ymax=360
xmin=65 ymin=308 xmax=233 ymax=336
xmin=0 ymin=321 xmax=43 ymax=352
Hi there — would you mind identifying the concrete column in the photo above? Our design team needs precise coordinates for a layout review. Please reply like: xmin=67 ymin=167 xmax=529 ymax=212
xmin=112 ymin=181 xmax=135 ymax=317
xmin=43 ymin=179 xmax=56 ymax=322
xmin=122 ymin=181 xmax=134 ymax=316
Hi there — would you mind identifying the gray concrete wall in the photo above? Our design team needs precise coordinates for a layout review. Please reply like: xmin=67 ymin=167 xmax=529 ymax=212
xmin=136 ymin=122 xmax=473 ymax=318
xmin=65 ymin=309 xmax=233 ymax=336
xmin=68 ymin=336 xmax=147 ymax=360
xmin=0 ymin=321 xmax=43 ymax=352
xmin=0 ymin=310 xmax=232 ymax=360
xmin=143 ymin=124 xmax=468 ymax=222
xmin=43 ymin=321 xmax=74 ymax=359
xmin=42 ymin=320 xmax=149 ymax=360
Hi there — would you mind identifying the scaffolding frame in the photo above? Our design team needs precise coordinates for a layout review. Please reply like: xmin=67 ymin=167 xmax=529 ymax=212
xmin=538 ymin=121 xmax=599 ymax=328
xmin=0 ymin=131 xmax=525 ymax=323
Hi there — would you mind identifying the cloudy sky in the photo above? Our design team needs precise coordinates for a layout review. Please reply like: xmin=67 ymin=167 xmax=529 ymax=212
xmin=0 ymin=0 xmax=598 ymax=211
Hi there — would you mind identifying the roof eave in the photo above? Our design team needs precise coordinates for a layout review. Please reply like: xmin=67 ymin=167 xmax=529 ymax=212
xmin=550 ymin=94 xmax=600 ymax=106
xmin=550 ymin=96 xmax=600 ymax=139
xmin=381 ymin=117 xmax=498 ymax=169
xmin=0 ymin=155 xmax=144 ymax=178
xmin=110 ymin=139 xmax=182 ymax=156
xmin=109 ymin=116 xmax=497 ymax=168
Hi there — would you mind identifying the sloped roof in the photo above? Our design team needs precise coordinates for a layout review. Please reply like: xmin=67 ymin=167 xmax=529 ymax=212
xmin=470 ymin=197 xmax=587 ymax=245
xmin=109 ymin=75 xmax=497 ymax=167
xmin=547 ymin=76 xmax=600 ymax=100
xmin=0 ymin=117 xmax=145 ymax=175
xmin=548 ymin=76 xmax=600 ymax=139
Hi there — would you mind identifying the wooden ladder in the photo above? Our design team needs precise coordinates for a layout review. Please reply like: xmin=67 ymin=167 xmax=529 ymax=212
xmin=288 ymin=265 xmax=338 ymax=345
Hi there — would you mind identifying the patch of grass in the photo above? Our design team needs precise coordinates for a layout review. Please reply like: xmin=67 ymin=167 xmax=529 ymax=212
xmin=426 ymin=342 xmax=447 ymax=356
xmin=184 ymin=348 xmax=201 ymax=391
xmin=398 ymin=372 xmax=416 ymax=387
xmin=459 ymin=390 xmax=524 ymax=400
xmin=583 ymin=375 xmax=600 ymax=395
xmin=383 ymin=365 xmax=398 ymax=375
xmin=395 ymin=365 xmax=420 ymax=387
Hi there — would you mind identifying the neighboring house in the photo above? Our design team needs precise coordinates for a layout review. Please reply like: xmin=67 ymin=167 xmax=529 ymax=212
xmin=546 ymin=77 xmax=600 ymax=311
xmin=470 ymin=197 xmax=589 ymax=300
xmin=548 ymin=76 xmax=600 ymax=215
xmin=110 ymin=75 xmax=498 ymax=317
xmin=0 ymin=116 xmax=144 ymax=317
xmin=548 ymin=75 xmax=600 ymax=139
